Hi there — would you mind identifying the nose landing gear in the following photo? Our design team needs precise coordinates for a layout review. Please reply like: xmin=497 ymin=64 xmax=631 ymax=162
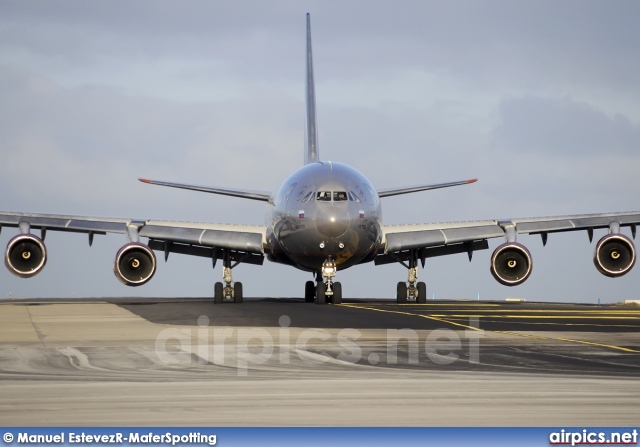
xmin=305 ymin=257 xmax=342 ymax=304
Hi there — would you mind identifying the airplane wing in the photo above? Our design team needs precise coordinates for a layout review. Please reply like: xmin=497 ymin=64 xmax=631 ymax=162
xmin=381 ymin=211 xmax=640 ymax=253
xmin=378 ymin=211 xmax=640 ymax=283
xmin=0 ymin=211 xmax=267 ymax=283
xmin=0 ymin=211 xmax=266 ymax=251
xmin=140 ymin=220 xmax=266 ymax=260
xmin=377 ymin=179 xmax=477 ymax=198
xmin=138 ymin=179 xmax=272 ymax=202
xmin=380 ymin=220 xmax=504 ymax=256
xmin=0 ymin=211 xmax=134 ymax=238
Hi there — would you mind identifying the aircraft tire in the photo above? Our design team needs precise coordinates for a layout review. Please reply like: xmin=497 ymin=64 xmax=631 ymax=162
xmin=397 ymin=282 xmax=408 ymax=303
xmin=214 ymin=282 xmax=224 ymax=304
xmin=304 ymin=281 xmax=315 ymax=302
xmin=316 ymin=282 xmax=326 ymax=305
xmin=234 ymin=282 xmax=243 ymax=303
xmin=416 ymin=282 xmax=427 ymax=304
xmin=332 ymin=282 xmax=342 ymax=304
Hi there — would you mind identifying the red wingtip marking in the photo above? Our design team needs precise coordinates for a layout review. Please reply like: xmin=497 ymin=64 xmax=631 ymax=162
xmin=139 ymin=178 xmax=151 ymax=184
xmin=467 ymin=179 xmax=478 ymax=184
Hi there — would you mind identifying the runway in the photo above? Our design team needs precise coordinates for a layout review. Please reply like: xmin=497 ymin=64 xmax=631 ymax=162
xmin=0 ymin=297 xmax=639 ymax=426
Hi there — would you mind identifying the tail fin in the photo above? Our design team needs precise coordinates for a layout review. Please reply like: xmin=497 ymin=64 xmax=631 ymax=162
xmin=304 ymin=13 xmax=319 ymax=165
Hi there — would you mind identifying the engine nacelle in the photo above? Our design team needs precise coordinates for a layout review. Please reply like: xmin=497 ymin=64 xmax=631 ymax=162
xmin=5 ymin=234 xmax=47 ymax=278
xmin=114 ymin=243 xmax=156 ymax=286
xmin=594 ymin=233 xmax=636 ymax=278
xmin=490 ymin=242 xmax=532 ymax=286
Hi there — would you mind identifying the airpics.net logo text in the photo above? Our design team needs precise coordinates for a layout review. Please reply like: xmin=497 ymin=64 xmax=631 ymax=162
xmin=154 ymin=315 xmax=484 ymax=375
xmin=549 ymin=429 xmax=638 ymax=446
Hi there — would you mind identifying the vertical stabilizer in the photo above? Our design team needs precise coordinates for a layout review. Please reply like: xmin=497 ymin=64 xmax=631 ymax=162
xmin=304 ymin=13 xmax=319 ymax=164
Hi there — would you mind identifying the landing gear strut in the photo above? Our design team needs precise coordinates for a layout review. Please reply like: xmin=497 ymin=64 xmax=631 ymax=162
xmin=307 ymin=257 xmax=342 ymax=304
xmin=214 ymin=250 xmax=243 ymax=304
xmin=396 ymin=250 xmax=426 ymax=304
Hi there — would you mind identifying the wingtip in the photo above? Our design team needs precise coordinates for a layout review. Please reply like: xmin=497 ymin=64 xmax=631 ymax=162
xmin=138 ymin=178 xmax=151 ymax=184
xmin=467 ymin=179 xmax=478 ymax=184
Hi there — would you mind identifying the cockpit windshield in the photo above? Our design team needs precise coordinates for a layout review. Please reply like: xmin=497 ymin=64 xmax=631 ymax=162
xmin=316 ymin=191 xmax=349 ymax=202
xmin=333 ymin=191 xmax=348 ymax=201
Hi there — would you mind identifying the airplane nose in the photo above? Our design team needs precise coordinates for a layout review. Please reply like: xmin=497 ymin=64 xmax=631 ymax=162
xmin=316 ymin=207 xmax=350 ymax=238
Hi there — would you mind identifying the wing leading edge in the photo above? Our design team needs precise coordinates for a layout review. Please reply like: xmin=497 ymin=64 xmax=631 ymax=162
xmin=377 ymin=178 xmax=477 ymax=198
xmin=138 ymin=178 xmax=271 ymax=202
xmin=0 ymin=211 xmax=267 ymax=257
xmin=379 ymin=211 xmax=640 ymax=271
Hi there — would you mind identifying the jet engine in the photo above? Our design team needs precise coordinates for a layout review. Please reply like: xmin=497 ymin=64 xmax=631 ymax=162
xmin=490 ymin=242 xmax=532 ymax=286
xmin=114 ymin=243 xmax=156 ymax=286
xmin=5 ymin=234 xmax=47 ymax=278
xmin=594 ymin=233 xmax=636 ymax=278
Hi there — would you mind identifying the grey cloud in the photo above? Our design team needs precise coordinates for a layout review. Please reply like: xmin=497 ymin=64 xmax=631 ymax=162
xmin=0 ymin=66 xmax=300 ymax=222
xmin=493 ymin=96 xmax=640 ymax=156
xmin=3 ymin=1 xmax=640 ymax=90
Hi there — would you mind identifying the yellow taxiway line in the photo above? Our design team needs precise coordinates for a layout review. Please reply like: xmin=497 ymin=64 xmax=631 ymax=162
xmin=340 ymin=303 xmax=640 ymax=353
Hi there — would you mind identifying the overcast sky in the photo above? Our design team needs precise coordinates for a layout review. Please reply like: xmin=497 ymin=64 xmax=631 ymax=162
xmin=1 ymin=1 xmax=639 ymax=303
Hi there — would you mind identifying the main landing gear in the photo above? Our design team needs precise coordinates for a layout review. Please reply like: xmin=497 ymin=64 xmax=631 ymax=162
xmin=214 ymin=251 xmax=243 ymax=304
xmin=305 ymin=257 xmax=342 ymax=305
xmin=396 ymin=251 xmax=427 ymax=304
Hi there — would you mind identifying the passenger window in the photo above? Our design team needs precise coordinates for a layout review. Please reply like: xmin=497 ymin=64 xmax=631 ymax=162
xmin=333 ymin=191 xmax=348 ymax=201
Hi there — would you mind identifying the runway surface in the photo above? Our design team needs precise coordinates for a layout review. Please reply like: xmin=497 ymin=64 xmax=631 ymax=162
xmin=0 ymin=297 xmax=639 ymax=426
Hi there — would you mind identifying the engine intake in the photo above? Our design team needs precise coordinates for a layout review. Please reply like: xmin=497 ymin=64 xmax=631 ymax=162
xmin=114 ymin=243 xmax=156 ymax=286
xmin=594 ymin=233 xmax=635 ymax=278
xmin=5 ymin=234 xmax=47 ymax=278
xmin=490 ymin=242 xmax=532 ymax=286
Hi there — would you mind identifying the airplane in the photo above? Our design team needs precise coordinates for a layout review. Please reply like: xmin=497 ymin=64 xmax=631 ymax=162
xmin=1 ymin=14 xmax=639 ymax=305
